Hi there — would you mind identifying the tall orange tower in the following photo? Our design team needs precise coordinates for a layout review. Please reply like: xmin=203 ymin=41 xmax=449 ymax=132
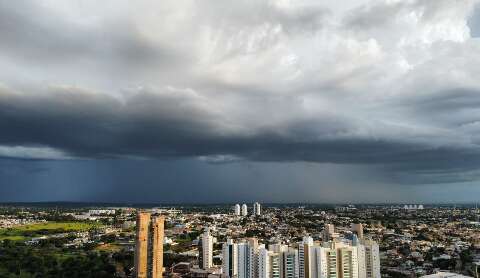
xmin=151 ymin=216 xmax=165 ymax=278
xmin=134 ymin=212 xmax=165 ymax=278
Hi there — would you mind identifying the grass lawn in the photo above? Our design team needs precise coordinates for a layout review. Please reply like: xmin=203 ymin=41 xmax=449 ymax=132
xmin=0 ymin=221 xmax=101 ymax=241
xmin=0 ymin=235 xmax=26 ymax=241
xmin=17 ymin=222 xmax=97 ymax=232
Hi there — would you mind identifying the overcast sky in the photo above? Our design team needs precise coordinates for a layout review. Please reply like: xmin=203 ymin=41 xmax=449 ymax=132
xmin=1 ymin=0 xmax=480 ymax=203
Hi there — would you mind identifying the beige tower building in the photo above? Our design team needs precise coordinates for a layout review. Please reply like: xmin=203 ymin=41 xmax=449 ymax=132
xmin=134 ymin=212 xmax=165 ymax=278
xmin=351 ymin=223 xmax=364 ymax=239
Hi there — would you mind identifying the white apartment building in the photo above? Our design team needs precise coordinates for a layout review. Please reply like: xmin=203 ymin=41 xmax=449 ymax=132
xmin=235 ymin=204 xmax=241 ymax=216
xmin=258 ymin=247 xmax=282 ymax=278
xmin=299 ymin=236 xmax=313 ymax=278
xmin=299 ymin=238 xmax=380 ymax=278
xmin=242 ymin=204 xmax=248 ymax=216
xmin=306 ymin=242 xmax=359 ymax=278
xmin=223 ymin=239 xmax=238 ymax=278
xmin=238 ymin=242 xmax=250 ymax=278
xmin=361 ymin=240 xmax=381 ymax=278
xmin=223 ymin=238 xmax=259 ymax=278
xmin=253 ymin=202 xmax=262 ymax=216
xmin=249 ymin=238 xmax=260 ymax=278
xmin=201 ymin=227 xmax=214 ymax=269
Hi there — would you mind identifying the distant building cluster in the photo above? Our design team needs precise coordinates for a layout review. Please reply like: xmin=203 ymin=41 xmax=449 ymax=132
xmin=403 ymin=204 xmax=424 ymax=210
xmin=234 ymin=202 xmax=262 ymax=216
xmin=88 ymin=209 xmax=116 ymax=215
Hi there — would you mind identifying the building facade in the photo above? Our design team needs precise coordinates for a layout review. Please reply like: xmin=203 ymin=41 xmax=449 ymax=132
xmin=253 ymin=202 xmax=262 ymax=216
xmin=235 ymin=204 xmax=241 ymax=216
xmin=223 ymin=236 xmax=380 ymax=278
xmin=134 ymin=212 xmax=164 ymax=278
xmin=299 ymin=236 xmax=313 ymax=278
xmin=201 ymin=227 xmax=214 ymax=269
xmin=223 ymin=239 xmax=238 ymax=278
xmin=242 ymin=204 xmax=248 ymax=216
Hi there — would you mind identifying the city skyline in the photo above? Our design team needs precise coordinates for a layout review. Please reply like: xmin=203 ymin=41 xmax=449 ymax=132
xmin=2 ymin=0 xmax=480 ymax=203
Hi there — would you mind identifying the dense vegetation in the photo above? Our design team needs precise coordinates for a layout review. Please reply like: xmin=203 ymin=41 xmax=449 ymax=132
xmin=0 ymin=240 xmax=133 ymax=278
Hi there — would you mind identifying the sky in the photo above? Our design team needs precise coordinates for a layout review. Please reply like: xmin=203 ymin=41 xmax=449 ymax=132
xmin=1 ymin=0 xmax=480 ymax=203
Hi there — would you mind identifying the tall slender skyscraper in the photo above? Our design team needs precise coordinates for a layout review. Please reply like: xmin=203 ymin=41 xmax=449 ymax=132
xmin=238 ymin=242 xmax=250 ymax=278
xmin=223 ymin=239 xmax=238 ymax=278
xmin=248 ymin=238 xmax=259 ymax=278
xmin=362 ymin=240 xmax=381 ymax=278
xmin=242 ymin=204 xmax=248 ymax=216
xmin=201 ymin=227 xmax=214 ymax=269
xmin=135 ymin=212 xmax=150 ymax=278
xmin=298 ymin=236 xmax=313 ymax=278
xmin=235 ymin=204 xmax=241 ymax=216
xmin=134 ymin=212 xmax=164 ymax=278
xmin=253 ymin=202 xmax=261 ymax=216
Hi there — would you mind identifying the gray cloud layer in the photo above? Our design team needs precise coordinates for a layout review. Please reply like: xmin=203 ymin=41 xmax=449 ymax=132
xmin=1 ymin=0 xmax=480 ymax=185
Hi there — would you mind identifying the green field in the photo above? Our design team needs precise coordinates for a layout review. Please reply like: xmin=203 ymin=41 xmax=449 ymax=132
xmin=0 ymin=221 xmax=101 ymax=241
xmin=0 ymin=235 xmax=26 ymax=241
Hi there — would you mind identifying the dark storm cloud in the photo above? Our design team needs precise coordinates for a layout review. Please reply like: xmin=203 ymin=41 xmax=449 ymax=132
xmin=1 ymin=84 xmax=480 ymax=185
xmin=1 ymin=0 xmax=480 ymax=186
xmin=0 ymin=85 xmax=221 ymax=158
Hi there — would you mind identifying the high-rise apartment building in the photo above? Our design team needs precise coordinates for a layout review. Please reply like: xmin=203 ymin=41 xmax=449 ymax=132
xmin=305 ymin=241 xmax=359 ymax=278
xmin=258 ymin=247 xmax=270 ymax=278
xmin=361 ymin=240 xmax=380 ymax=278
xmin=242 ymin=204 xmax=248 ymax=216
xmin=224 ymin=238 xmax=259 ymax=278
xmin=248 ymin=238 xmax=260 ymax=278
xmin=235 ymin=204 xmax=241 ymax=216
xmin=238 ymin=242 xmax=250 ymax=278
xmin=253 ymin=202 xmax=262 ymax=216
xmin=281 ymin=248 xmax=299 ymax=278
xmin=337 ymin=243 xmax=359 ymax=278
xmin=200 ymin=227 xmax=214 ymax=269
xmin=298 ymin=236 xmax=313 ymax=278
xmin=351 ymin=223 xmax=364 ymax=239
xmin=258 ymin=247 xmax=281 ymax=278
xmin=355 ymin=240 xmax=367 ymax=278
xmin=134 ymin=212 xmax=164 ymax=278
xmin=297 ymin=237 xmax=380 ymax=278
xmin=223 ymin=239 xmax=238 ymax=278
xmin=323 ymin=224 xmax=339 ymax=242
